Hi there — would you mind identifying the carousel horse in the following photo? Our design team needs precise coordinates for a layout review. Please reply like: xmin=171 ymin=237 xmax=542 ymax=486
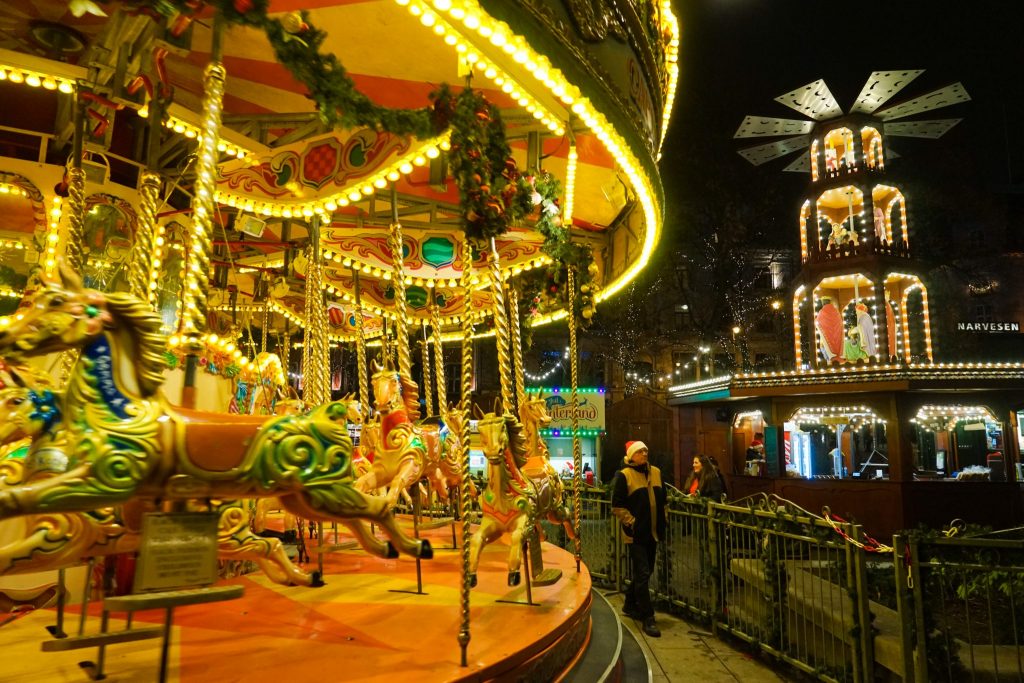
xmin=467 ymin=408 xmax=536 ymax=588
xmin=355 ymin=359 xmax=433 ymax=509
xmin=0 ymin=267 xmax=432 ymax=564
xmin=0 ymin=379 xmax=321 ymax=586
xmin=518 ymin=392 xmax=575 ymax=540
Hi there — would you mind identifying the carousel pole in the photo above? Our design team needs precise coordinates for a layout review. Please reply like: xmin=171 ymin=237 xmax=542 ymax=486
xmin=388 ymin=186 xmax=413 ymax=384
xmin=353 ymin=268 xmax=369 ymax=412
xmin=302 ymin=218 xmax=329 ymax=406
xmin=567 ymin=266 xmax=582 ymax=572
xmin=487 ymin=239 xmax=515 ymax=415
xmin=179 ymin=10 xmax=226 ymax=407
xmin=507 ymin=283 xmax=526 ymax=411
xmin=127 ymin=88 xmax=163 ymax=305
xmin=261 ymin=301 xmax=270 ymax=354
xmin=421 ymin=321 xmax=434 ymax=416
xmin=457 ymin=238 xmax=474 ymax=667
xmin=58 ymin=89 xmax=89 ymax=384
xmin=431 ymin=302 xmax=448 ymax=417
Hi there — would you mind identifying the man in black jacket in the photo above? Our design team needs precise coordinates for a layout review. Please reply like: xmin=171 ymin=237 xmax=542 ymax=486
xmin=611 ymin=440 xmax=667 ymax=637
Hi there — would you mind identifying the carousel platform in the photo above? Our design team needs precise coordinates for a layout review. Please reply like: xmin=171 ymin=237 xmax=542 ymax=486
xmin=0 ymin=521 xmax=595 ymax=682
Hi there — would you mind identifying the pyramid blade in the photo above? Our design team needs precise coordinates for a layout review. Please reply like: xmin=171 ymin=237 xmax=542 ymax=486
xmin=782 ymin=154 xmax=810 ymax=173
xmin=884 ymin=119 xmax=962 ymax=139
xmin=734 ymin=115 xmax=815 ymax=138
xmin=876 ymin=83 xmax=970 ymax=121
xmin=737 ymin=135 xmax=811 ymax=166
xmin=774 ymin=79 xmax=843 ymax=120
xmin=850 ymin=70 xmax=925 ymax=114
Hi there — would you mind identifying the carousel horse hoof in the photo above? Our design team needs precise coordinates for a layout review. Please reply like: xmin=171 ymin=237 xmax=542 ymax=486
xmin=418 ymin=539 xmax=433 ymax=560
xmin=310 ymin=571 xmax=325 ymax=588
xmin=385 ymin=541 xmax=400 ymax=559
xmin=508 ymin=570 xmax=521 ymax=587
xmin=469 ymin=573 xmax=478 ymax=588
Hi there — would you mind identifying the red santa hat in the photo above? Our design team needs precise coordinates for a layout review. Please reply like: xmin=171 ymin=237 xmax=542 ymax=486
xmin=625 ymin=440 xmax=648 ymax=463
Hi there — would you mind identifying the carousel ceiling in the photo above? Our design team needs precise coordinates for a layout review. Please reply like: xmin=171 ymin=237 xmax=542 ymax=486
xmin=0 ymin=0 xmax=678 ymax=339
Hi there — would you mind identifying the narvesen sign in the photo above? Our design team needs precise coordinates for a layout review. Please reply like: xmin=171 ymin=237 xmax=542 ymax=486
xmin=957 ymin=322 xmax=1021 ymax=333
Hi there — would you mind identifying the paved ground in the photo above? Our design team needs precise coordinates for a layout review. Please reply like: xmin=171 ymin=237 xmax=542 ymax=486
xmin=603 ymin=591 xmax=793 ymax=682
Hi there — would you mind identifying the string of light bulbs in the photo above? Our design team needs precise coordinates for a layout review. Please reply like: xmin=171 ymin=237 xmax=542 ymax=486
xmin=524 ymin=347 xmax=571 ymax=382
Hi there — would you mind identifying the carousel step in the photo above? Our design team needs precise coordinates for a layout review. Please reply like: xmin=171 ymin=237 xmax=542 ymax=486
xmin=563 ymin=589 xmax=652 ymax=683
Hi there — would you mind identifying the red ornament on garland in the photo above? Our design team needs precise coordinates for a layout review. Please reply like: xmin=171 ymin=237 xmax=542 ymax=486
xmin=233 ymin=0 xmax=254 ymax=13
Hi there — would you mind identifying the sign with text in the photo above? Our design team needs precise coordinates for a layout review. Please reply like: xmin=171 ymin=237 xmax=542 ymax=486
xmin=527 ymin=390 xmax=606 ymax=431
xmin=134 ymin=512 xmax=219 ymax=592
xmin=957 ymin=321 xmax=1020 ymax=333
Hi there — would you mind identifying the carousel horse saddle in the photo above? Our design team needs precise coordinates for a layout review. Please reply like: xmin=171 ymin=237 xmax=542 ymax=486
xmin=172 ymin=407 xmax=273 ymax=472
xmin=520 ymin=455 xmax=550 ymax=480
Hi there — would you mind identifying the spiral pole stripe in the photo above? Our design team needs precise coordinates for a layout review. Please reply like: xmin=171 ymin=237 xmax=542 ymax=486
xmin=567 ymin=266 xmax=582 ymax=570
xmin=421 ymin=321 xmax=433 ymax=416
xmin=182 ymin=61 xmax=225 ymax=334
xmin=432 ymin=302 xmax=448 ymax=417
xmin=65 ymin=167 xmax=87 ymax=275
xmin=457 ymin=238 xmax=473 ymax=666
xmin=487 ymin=238 xmax=515 ymax=415
xmin=129 ymin=171 xmax=160 ymax=303
xmin=353 ymin=269 xmax=369 ymax=412
xmin=507 ymin=283 xmax=526 ymax=411
xmin=388 ymin=221 xmax=412 ymax=380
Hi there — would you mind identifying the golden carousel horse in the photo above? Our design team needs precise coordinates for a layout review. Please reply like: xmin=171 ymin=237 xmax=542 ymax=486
xmin=0 ymin=376 xmax=321 ymax=586
xmin=0 ymin=268 xmax=432 ymax=564
xmin=467 ymin=405 xmax=570 ymax=588
xmin=356 ymin=359 xmax=470 ymax=509
xmin=518 ymin=391 xmax=575 ymax=540
xmin=467 ymin=409 xmax=536 ymax=588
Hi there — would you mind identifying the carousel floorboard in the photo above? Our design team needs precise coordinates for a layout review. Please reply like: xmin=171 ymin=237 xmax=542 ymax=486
xmin=0 ymin=521 xmax=592 ymax=683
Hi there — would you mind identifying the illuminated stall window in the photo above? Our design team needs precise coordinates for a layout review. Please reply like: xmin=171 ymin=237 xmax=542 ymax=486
xmin=799 ymin=200 xmax=810 ymax=261
xmin=861 ymin=127 xmax=884 ymax=170
xmin=785 ymin=405 xmax=887 ymax=479
xmin=822 ymin=127 xmax=856 ymax=176
xmin=816 ymin=185 xmax=864 ymax=252
xmin=810 ymin=139 xmax=820 ymax=182
xmin=910 ymin=405 xmax=1006 ymax=479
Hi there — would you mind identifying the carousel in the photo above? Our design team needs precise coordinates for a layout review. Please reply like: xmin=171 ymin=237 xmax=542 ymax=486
xmin=0 ymin=0 xmax=678 ymax=680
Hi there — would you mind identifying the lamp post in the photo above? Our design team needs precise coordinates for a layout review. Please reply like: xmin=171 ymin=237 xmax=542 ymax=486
xmin=731 ymin=325 xmax=742 ymax=369
xmin=770 ymin=299 xmax=784 ymax=369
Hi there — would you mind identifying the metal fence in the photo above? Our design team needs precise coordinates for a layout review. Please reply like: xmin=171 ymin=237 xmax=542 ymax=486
xmin=540 ymin=486 xmax=1024 ymax=683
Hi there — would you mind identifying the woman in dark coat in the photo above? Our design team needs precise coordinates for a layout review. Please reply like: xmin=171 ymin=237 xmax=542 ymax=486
xmin=682 ymin=454 xmax=724 ymax=501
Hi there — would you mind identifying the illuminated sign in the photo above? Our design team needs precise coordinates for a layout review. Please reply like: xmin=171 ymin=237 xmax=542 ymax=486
xmin=957 ymin=321 xmax=1020 ymax=333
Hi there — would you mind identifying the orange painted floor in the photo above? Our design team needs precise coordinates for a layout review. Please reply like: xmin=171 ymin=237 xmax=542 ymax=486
xmin=1 ymin=522 xmax=592 ymax=683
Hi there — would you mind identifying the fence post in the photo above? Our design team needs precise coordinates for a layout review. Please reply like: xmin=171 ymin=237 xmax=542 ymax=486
xmin=892 ymin=534 xmax=916 ymax=682
xmin=908 ymin=539 xmax=928 ymax=683
xmin=843 ymin=524 xmax=864 ymax=683
xmin=707 ymin=500 xmax=720 ymax=635
xmin=850 ymin=524 xmax=875 ymax=682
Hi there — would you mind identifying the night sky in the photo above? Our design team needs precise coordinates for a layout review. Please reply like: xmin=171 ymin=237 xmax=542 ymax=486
xmin=657 ymin=0 xmax=1024 ymax=249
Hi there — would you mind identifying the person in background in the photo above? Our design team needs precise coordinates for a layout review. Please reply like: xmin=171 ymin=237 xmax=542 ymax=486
xmin=611 ymin=440 xmax=667 ymax=638
xmin=683 ymin=454 xmax=724 ymax=500
xmin=706 ymin=455 xmax=729 ymax=500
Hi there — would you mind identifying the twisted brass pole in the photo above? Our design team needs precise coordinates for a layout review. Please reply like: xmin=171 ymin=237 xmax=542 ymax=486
xmin=567 ymin=267 xmax=582 ymax=571
xmin=303 ymin=219 xmax=329 ymax=406
xmin=129 ymin=171 xmax=161 ymax=303
xmin=432 ymin=302 xmax=448 ymax=417
xmin=457 ymin=238 xmax=474 ymax=667
xmin=182 ymin=16 xmax=225 ymax=334
xmin=507 ymin=283 xmax=526 ymax=411
xmin=388 ymin=220 xmax=412 ymax=383
xmin=487 ymin=239 xmax=515 ymax=415
xmin=421 ymin=320 xmax=433 ymax=416
xmin=353 ymin=269 xmax=369 ymax=412
xmin=59 ymin=95 xmax=87 ymax=384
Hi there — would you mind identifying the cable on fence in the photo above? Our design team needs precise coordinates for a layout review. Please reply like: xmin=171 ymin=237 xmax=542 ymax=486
xmin=822 ymin=508 xmax=894 ymax=553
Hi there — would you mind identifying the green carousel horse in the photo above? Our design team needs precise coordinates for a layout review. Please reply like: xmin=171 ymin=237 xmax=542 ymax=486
xmin=0 ymin=364 xmax=323 ymax=586
xmin=0 ymin=267 xmax=432 ymax=564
